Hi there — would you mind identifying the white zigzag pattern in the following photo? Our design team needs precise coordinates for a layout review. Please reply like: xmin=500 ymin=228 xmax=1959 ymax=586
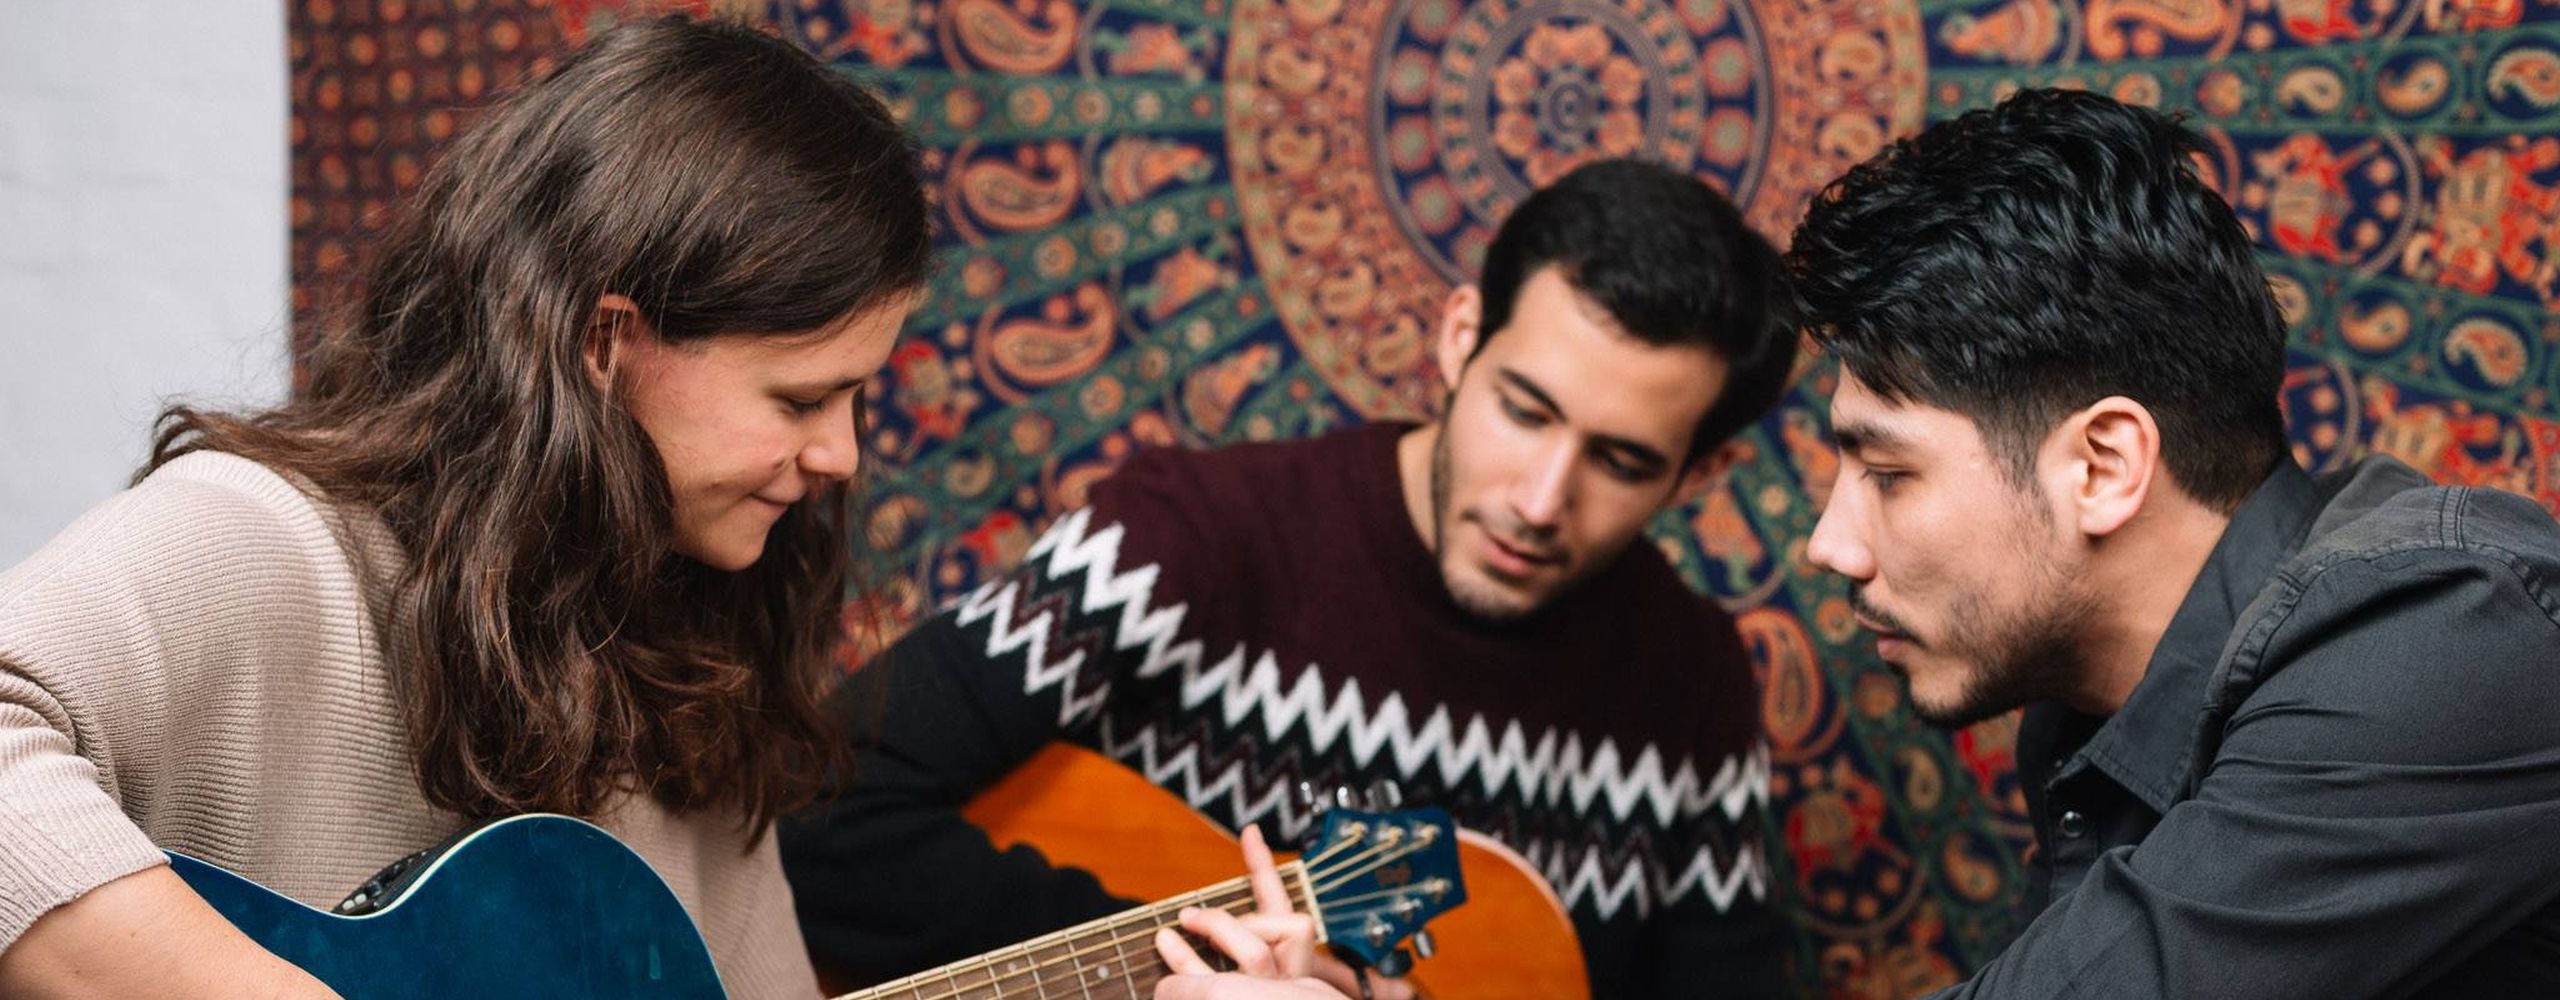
xmin=1526 ymin=833 xmax=1774 ymax=919
xmin=954 ymin=508 xmax=1773 ymax=918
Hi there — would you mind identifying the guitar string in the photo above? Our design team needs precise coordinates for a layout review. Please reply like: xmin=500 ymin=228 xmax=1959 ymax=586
xmin=905 ymin=834 xmax=1428 ymax=1000
xmin=1308 ymin=883 xmax=1452 ymax=910
xmin=846 ymin=886 xmax=1261 ymax=1000
xmin=848 ymin=837 xmax=1351 ymax=999
xmin=1307 ymin=835 xmax=1425 ymax=895
xmin=843 ymin=828 xmax=1440 ymax=1000
xmin=1308 ymin=838 xmax=1437 ymax=897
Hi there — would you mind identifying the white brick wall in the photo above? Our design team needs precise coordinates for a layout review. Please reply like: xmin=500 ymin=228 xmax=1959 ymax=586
xmin=0 ymin=0 xmax=289 ymax=566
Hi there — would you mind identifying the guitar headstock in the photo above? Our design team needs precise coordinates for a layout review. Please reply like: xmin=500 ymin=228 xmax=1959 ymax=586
xmin=1299 ymin=806 xmax=1467 ymax=967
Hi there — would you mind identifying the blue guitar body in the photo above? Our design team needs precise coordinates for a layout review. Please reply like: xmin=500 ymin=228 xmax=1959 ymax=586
xmin=165 ymin=814 xmax=727 ymax=999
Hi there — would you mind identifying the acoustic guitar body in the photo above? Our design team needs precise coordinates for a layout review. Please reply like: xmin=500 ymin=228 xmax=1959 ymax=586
xmin=168 ymin=815 xmax=728 ymax=998
xmin=965 ymin=744 xmax=1591 ymax=1000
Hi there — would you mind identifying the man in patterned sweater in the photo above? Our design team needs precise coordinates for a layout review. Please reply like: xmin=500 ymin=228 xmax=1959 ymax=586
xmin=782 ymin=158 xmax=1801 ymax=999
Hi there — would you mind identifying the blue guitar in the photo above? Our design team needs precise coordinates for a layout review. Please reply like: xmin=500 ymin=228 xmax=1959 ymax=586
xmin=171 ymin=807 xmax=1466 ymax=999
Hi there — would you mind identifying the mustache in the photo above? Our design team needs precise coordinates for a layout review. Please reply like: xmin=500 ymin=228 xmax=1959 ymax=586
xmin=1847 ymin=588 xmax=1915 ymax=641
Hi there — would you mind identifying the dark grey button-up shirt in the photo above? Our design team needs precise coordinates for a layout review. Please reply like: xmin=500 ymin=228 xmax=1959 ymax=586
xmin=1932 ymin=456 xmax=2560 ymax=999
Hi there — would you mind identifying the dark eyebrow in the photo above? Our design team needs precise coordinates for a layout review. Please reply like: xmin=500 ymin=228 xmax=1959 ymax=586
xmin=1829 ymin=418 xmax=1912 ymax=457
xmin=1495 ymin=367 xmax=1672 ymax=473
xmin=1495 ymin=368 xmax=1562 ymax=416
xmin=776 ymin=376 xmax=866 ymax=396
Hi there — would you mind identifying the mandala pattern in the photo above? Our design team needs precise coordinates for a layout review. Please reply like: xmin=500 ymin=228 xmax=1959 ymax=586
xmin=1219 ymin=0 xmax=1922 ymax=418
xmin=291 ymin=0 xmax=2560 ymax=993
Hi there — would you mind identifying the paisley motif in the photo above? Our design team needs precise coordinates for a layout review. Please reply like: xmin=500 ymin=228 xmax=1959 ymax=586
xmin=948 ymin=0 xmax=1079 ymax=74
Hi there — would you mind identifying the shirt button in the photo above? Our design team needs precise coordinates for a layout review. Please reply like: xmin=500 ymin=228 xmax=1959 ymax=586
xmin=2058 ymin=810 xmax=2087 ymax=839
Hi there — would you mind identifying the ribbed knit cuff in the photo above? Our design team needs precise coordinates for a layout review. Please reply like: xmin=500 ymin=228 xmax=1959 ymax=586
xmin=0 ymin=718 xmax=169 ymax=951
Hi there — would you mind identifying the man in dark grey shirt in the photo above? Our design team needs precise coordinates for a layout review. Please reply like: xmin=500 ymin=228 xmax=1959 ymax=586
xmin=1786 ymin=87 xmax=2560 ymax=997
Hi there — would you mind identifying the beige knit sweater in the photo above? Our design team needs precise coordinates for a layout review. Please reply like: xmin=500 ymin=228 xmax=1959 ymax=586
xmin=0 ymin=452 xmax=821 ymax=998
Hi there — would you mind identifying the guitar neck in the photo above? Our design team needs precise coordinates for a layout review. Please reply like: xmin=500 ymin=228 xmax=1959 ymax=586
xmin=832 ymin=859 xmax=1317 ymax=1000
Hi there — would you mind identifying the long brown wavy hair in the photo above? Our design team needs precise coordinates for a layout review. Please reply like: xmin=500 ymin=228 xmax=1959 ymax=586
xmin=144 ymin=15 xmax=931 ymax=839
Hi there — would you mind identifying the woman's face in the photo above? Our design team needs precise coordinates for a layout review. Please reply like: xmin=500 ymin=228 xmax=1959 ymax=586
xmin=608 ymin=298 xmax=910 ymax=571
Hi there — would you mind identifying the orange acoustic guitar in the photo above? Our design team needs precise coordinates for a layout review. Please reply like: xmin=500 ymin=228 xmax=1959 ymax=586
xmin=965 ymin=743 xmax=1591 ymax=1000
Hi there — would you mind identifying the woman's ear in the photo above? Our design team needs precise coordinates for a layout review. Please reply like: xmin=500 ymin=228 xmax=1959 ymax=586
xmin=583 ymin=294 xmax=651 ymax=392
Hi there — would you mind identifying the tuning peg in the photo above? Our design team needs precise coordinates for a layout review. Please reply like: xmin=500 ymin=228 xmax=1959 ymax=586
xmin=1371 ymin=947 xmax=1415 ymax=978
xmin=1298 ymin=781 xmax=1326 ymax=815
xmin=1365 ymin=780 xmax=1404 ymax=809
xmin=1332 ymin=786 xmax=1358 ymax=811
xmin=1410 ymin=930 xmax=1436 ymax=960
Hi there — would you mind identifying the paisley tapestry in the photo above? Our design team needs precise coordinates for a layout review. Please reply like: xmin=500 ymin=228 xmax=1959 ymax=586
xmin=288 ymin=0 xmax=2560 ymax=993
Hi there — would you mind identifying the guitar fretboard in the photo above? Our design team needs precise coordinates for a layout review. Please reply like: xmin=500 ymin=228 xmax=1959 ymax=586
xmin=832 ymin=861 xmax=1313 ymax=1000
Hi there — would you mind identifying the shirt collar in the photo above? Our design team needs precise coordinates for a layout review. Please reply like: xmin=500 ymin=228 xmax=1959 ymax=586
xmin=2061 ymin=458 xmax=2323 ymax=812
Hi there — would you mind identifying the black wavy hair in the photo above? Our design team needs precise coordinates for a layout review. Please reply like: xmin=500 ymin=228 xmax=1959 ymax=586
xmin=1787 ymin=88 xmax=2287 ymax=510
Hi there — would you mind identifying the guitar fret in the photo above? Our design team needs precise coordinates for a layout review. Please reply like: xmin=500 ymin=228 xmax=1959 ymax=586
xmin=1084 ymin=927 xmax=1112 ymax=1000
xmin=1012 ymin=940 xmax=1044 ymax=999
xmin=1073 ymin=929 xmax=1096 ymax=1000
xmin=1027 ymin=938 xmax=1076 ymax=999
xmin=1110 ymin=917 xmax=1140 ymax=1000
xmin=945 ymin=954 xmax=999 ymax=1000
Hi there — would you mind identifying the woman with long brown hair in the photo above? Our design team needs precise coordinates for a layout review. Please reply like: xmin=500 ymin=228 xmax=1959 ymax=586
xmin=0 ymin=16 xmax=1318 ymax=999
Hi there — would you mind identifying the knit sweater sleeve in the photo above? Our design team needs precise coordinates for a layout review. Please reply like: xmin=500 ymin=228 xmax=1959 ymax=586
xmin=0 ymin=454 xmax=360 ymax=952
xmin=781 ymin=444 xmax=1238 ymax=987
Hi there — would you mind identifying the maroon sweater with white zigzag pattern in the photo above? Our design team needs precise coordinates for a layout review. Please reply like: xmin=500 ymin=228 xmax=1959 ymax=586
xmin=781 ymin=422 xmax=1787 ymax=999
